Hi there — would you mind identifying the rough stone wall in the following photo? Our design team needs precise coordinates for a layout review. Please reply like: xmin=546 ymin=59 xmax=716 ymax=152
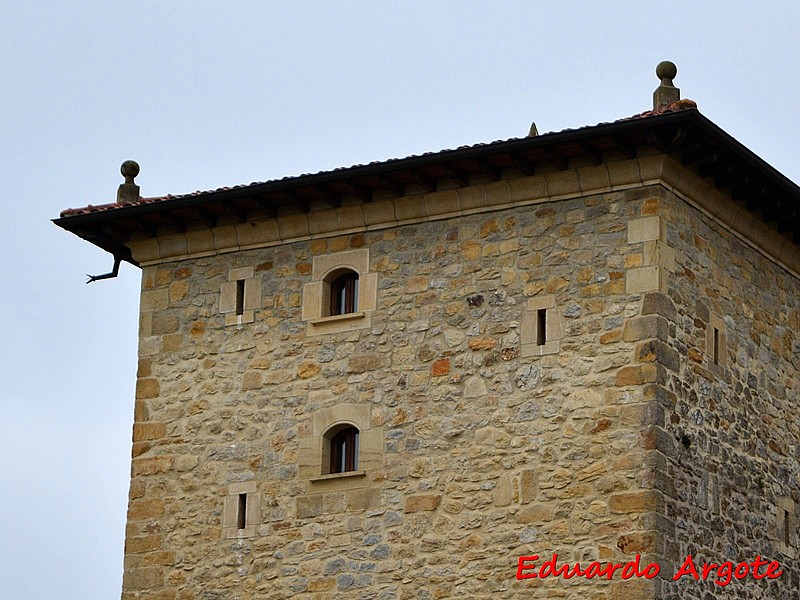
xmin=653 ymin=191 xmax=800 ymax=599
xmin=123 ymin=186 xmax=679 ymax=600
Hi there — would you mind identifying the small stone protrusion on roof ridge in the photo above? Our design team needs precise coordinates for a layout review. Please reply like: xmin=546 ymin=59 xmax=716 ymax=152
xmin=653 ymin=61 xmax=680 ymax=110
xmin=117 ymin=160 xmax=141 ymax=205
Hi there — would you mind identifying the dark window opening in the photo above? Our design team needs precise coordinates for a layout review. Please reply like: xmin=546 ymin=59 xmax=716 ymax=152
xmin=536 ymin=308 xmax=547 ymax=346
xmin=330 ymin=426 xmax=359 ymax=474
xmin=237 ymin=493 xmax=247 ymax=529
xmin=712 ymin=327 xmax=720 ymax=365
xmin=235 ymin=280 xmax=245 ymax=316
xmin=784 ymin=509 xmax=791 ymax=546
xmin=330 ymin=272 xmax=359 ymax=316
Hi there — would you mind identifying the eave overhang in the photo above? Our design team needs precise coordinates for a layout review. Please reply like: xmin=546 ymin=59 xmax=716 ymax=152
xmin=53 ymin=109 xmax=800 ymax=267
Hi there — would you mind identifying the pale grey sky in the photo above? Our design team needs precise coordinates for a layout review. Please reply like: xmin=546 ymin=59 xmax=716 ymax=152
xmin=1 ymin=2 xmax=798 ymax=598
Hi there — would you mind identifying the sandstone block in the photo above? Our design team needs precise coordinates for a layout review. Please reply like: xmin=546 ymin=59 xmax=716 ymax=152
xmin=519 ymin=469 xmax=538 ymax=503
xmin=622 ymin=315 xmax=668 ymax=342
xmin=615 ymin=364 xmax=658 ymax=386
xmin=122 ymin=567 xmax=163 ymax=590
xmin=297 ymin=495 xmax=323 ymax=519
xmin=514 ymin=504 xmax=553 ymax=523
xmin=468 ymin=337 xmax=497 ymax=351
xmin=126 ymin=535 xmax=162 ymax=554
xmin=431 ymin=358 xmax=450 ymax=376
xmin=347 ymin=354 xmax=383 ymax=373
xmin=133 ymin=423 xmax=165 ymax=442
xmin=609 ymin=490 xmax=661 ymax=513
xmin=135 ymin=379 xmax=160 ymax=400
xmin=297 ymin=361 xmax=321 ymax=379
xmin=405 ymin=495 xmax=441 ymax=513
xmin=128 ymin=498 xmax=165 ymax=520
xmin=132 ymin=457 xmax=172 ymax=476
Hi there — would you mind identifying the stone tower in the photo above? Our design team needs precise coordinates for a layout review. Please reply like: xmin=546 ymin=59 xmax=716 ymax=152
xmin=55 ymin=65 xmax=799 ymax=599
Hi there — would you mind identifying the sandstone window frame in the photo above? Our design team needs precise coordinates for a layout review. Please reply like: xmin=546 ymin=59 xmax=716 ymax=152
xmin=219 ymin=266 xmax=262 ymax=326
xmin=222 ymin=481 xmax=259 ymax=539
xmin=302 ymin=249 xmax=377 ymax=335
xmin=777 ymin=496 xmax=797 ymax=558
xmin=520 ymin=294 xmax=562 ymax=357
xmin=299 ymin=403 xmax=382 ymax=484
xmin=706 ymin=313 xmax=728 ymax=375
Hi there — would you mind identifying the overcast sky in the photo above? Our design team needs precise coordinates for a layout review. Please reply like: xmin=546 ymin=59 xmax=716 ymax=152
xmin=1 ymin=2 xmax=798 ymax=598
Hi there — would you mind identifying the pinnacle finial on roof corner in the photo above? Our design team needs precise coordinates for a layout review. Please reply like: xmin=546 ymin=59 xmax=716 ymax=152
xmin=117 ymin=160 xmax=140 ymax=204
xmin=653 ymin=61 xmax=680 ymax=110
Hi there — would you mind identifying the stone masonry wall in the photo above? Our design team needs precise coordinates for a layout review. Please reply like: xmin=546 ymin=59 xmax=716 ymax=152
xmin=124 ymin=186 xmax=680 ymax=600
xmin=652 ymin=190 xmax=799 ymax=599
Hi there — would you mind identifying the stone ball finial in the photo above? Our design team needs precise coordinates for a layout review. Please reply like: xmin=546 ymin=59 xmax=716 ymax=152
xmin=117 ymin=160 xmax=141 ymax=204
xmin=656 ymin=61 xmax=677 ymax=85
xmin=653 ymin=61 xmax=680 ymax=109
xmin=121 ymin=160 xmax=140 ymax=184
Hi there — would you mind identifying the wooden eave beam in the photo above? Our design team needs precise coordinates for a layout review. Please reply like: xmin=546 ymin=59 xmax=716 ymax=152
xmin=99 ymin=225 xmax=129 ymax=244
xmin=315 ymin=184 xmax=342 ymax=208
xmin=763 ymin=206 xmax=798 ymax=226
xmin=192 ymin=206 xmax=217 ymax=228
xmin=610 ymin=135 xmax=637 ymax=159
xmin=163 ymin=211 xmax=188 ymax=233
xmin=283 ymin=190 xmax=310 ymax=213
xmin=411 ymin=170 xmax=437 ymax=193
xmin=134 ymin=217 xmax=158 ymax=238
xmin=379 ymin=174 xmax=405 ymax=198
xmin=255 ymin=198 xmax=278 ymax=218
xmin=510 ymin=152 xmax=536 ymax=175
xmin=477 ymin=157 xmax=502 ymax=181
xmin=714 ymin=166 xmax=750 ymax=190
xmin=579 ymin=141 xmax=603 ymax=166
xmin=227 ymin=200 xmax=248 ymax=223
xmin=444 ymin=164 xmax=469 ymax=187
xmin=347 ymin=181 xmax=373 ymax=203
xmin=544 ymin=148 xmax=568 ymax=171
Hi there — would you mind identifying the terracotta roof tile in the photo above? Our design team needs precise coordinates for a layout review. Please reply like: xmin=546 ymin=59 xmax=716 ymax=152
xmin=59 ymin=100 xmax=697 ymax=218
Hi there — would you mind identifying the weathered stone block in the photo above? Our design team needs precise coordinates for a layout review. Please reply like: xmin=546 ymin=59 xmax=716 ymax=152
xmin=122 ymin=567 xmax=163 ymax=590
xmin=133 ymin=422 xmax=165 ymax=442
xmin=135 ymin=379 xmax=160 ymax=399
xmin=404 ymin=495 xmax=441 ymax=513
xmin=128 ymin=499 xmax=165 ymax=520
xmin=622 ymin=315 xmax=668 ymax=342
xmin=608 ymin=490 xmax=661 ymax=513
xmin=297 ymin=495 xmax=323 ymax=519
xmin=132 ymin=457 xmax=172 ymax=477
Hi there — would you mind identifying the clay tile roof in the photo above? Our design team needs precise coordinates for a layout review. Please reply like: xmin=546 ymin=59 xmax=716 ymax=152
xmin=58 ymin=101 xmax=700 ymax=219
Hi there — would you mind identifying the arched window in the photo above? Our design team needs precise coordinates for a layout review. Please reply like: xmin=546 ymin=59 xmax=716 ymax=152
xmin=328 ymin=270 xmax=359 ymax=316
xmin=326 ymin=425 xmax=359 ymax=474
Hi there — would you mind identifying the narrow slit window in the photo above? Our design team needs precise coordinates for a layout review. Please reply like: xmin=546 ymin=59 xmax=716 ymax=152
xmin=712 ymin=327 xmax=720 ymax=365
xmin=784 ymin=509 xmax=791 ymax=546
xmin=235 ymin=280 xmax=245 ymax=316
xmin=536 ymin=308 xmax=547 ymax=346
xmin=237 ymin=493 xmax=247 ymax=529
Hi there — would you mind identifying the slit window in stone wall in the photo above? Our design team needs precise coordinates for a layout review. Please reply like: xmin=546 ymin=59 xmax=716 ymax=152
xmin=223 ymin=481 xmax=259 ymax=539
xmin=220 ymin=266 xmax=261 ymax=326
xmin=536 ymin=308 xmax=547 ymax=346
xmin=706 ymin=314 xmax=728 ymax=374
xmin=777 ymin=496 xmax=796 ymax=558
xmin=521 ymin=295 xmax=562 ymax=357
xmin=235 ymin=280 xmax=245 ymax=316
xmin=302 ymin=248 xmax=377 ymax=335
